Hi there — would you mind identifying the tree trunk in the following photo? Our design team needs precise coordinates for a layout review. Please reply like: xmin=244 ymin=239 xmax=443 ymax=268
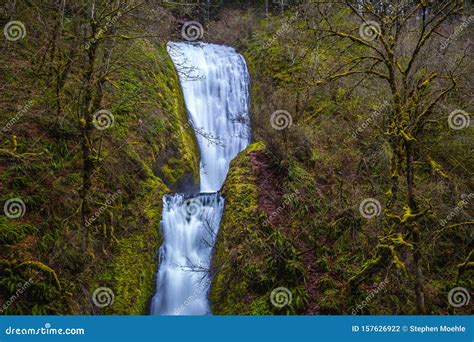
xmin=405 ymin=140 xmax=425 ymax=314
xmin=80 ymin=33 xmax=98 ymax=250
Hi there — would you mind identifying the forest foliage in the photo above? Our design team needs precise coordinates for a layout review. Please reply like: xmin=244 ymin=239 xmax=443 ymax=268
xmin=0 ymin=0 xmax=472 ymax=315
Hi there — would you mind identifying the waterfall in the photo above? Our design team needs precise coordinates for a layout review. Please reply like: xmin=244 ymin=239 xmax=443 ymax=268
xmin=150 ymin=42 xmax=251 ymax=315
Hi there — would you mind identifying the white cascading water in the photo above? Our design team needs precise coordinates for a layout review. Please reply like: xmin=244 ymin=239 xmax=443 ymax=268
xmin=150 ymin=42 xmax=251 ymax=315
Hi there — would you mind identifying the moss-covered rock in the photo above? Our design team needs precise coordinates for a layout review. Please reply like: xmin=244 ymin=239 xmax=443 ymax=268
xmin=99 ymin=175 xmax=167 ymax=315
xmin=210 ymin=142 xmax=266 ymax=314
xmin=110 ymin=40 xmax=200 ymax=192
xmin=210 ymin=142 xmax=306 ymax=315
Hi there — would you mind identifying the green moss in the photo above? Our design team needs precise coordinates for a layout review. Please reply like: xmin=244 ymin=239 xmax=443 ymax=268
xmin=210 ymin=143 xmax=264 ymax=314
xmin=319 ymin=275 xmax=337 ymax=293
xmin=110 ymin=40 xmax=200 ymax=189
xmin=99 ymin=174 xmax=167 ymax=315
xmin=0 ymin=218 xmax=38 ymax=245
xmin=247 ymin=295 xmax=274 ymax=315
xmin=319 ymin=289 xmax=340 ymax=314
xmin=0 ymin=38 xmax=199 ymax=314
xmin=318 ymin=258 xmax=330 ymax=273
xmin=17 ymin=261 xmax=61 ymax=290
xmin=210 ymin=142 xmax=305 ymax=315
xmin=100 ymin=233 xmax=157 ymax=314
xmin=76 ymin=41 xmax=200 ymax=314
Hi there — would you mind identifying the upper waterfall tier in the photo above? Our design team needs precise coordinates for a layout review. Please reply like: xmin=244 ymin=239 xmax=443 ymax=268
xmin=167 ymin=42 xmax=251 ymax=192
